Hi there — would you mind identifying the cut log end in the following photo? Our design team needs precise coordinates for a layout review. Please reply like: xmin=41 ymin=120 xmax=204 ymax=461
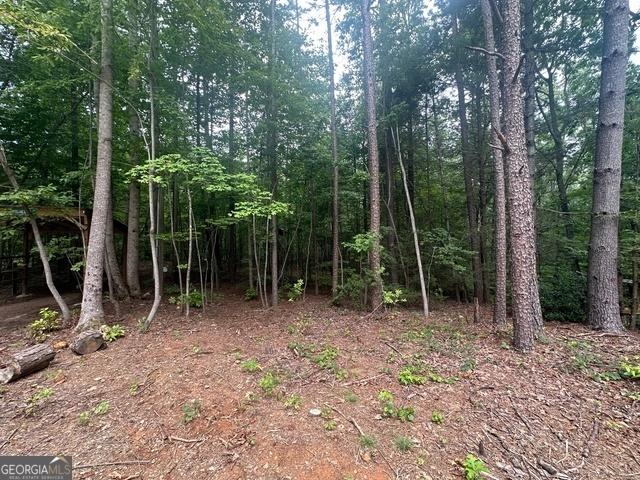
xmin=70 ymin=330 xmax=105 ymax=356
xmin=1 ymin=343 xmax=56 ymax=384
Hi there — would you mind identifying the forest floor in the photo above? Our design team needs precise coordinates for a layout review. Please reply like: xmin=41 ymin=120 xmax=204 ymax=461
xmin=0 ymin=291 xmax=639 ymax=480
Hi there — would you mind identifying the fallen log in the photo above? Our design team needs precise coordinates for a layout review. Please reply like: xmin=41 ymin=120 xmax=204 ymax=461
xmin=0 ymin=343 xmax=56 ymax=383
xmin=70 ymin=330 xmax=104 ymax=355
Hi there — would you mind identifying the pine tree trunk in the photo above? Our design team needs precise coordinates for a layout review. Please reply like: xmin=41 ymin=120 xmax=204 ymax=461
xmin=587 ymin=0 xmax=629 ymax=332
xmin=361 ymin=0 xmax=383 ymax=308
xmin=452 ymin=14 xmax=484 ymax=304
xmin=325 ymin=0 xmax=340 ymax=298
xmin=77 ymin=0 xmax=114 ymax=331
xmin=105 ymin=194 xmax=128 ymax=298
xmin=480 ymin=0 xmax=507 ymax=327
xmin=502 ymin=0 xmax=543 ymax=351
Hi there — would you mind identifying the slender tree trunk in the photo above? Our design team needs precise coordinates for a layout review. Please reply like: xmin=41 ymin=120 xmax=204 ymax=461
xmin=481 ymin=0 xmax=507 ymax=327
xmin=185 ymin=187 xmax=193 ymax=317
xmin=325 ymin=0 xmax=340 ymax=297
xmin=432 ymin=95 xmax=451 ymax=234
xmin=502 ymin=0 xmax=543 ymax=351
xmin=268 ymin=0 xmax=278 ymax=307
xmin=523 ymin=0 xmax=537 ymax=182
xmin=407 ymin=102 xmax=415 ymax=206
xmin=393 ymin=127 xmax=428 ymax=318
xmin=77 ymin=0 xmax=114 ymax=331
xmin=452 ymin=14 xmax=484 ymax=304
xmin=142 ymin=0 xmax=162 ymax=330
xmin=0 ymin=146 xmax=72 ymax=324
xmin=587 ymin=0 xmax=629 ymax=332
xmin=361 ymin=0 xmax=383 ymax=308
xmin=105 ymin=194 xmax=128 ymax=298
xmin=126 ymin=7 xmax=142 ymax=297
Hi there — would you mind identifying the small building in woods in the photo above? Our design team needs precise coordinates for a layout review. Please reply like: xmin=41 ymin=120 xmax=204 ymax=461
xmin=0 ymin=206 xmax=127 ymax=298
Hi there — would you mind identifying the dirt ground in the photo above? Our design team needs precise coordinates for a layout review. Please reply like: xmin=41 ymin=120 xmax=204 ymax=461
xmin=0 ymin=291 xmax=639 ymax=480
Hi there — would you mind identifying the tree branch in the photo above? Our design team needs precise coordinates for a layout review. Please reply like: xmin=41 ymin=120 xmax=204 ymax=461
xmin=466 ymin=46 xmax=505 ymax=61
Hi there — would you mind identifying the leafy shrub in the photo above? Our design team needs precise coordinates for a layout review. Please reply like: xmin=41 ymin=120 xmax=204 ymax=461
xmin=288 ymin=341 xmax=316 ymax=358
xmin=259 ymin=372 xmax=279 ymax=395
xmin=383 ymin=289 xmax=407 ymax=306
xmin=360 ymin=435 xmax=377 ymax=449
xmin=241 ymin=358 xmax=262 ymax=373
xmin=539 ymin=265 xmax=586 ymax=322
xmin=169 ymin=290 xmax=204 ymax=308
xmin=377 ymin=390 xmax=415 ymax=422
xmin=619 ymin=358 xmax=640 ymax=380
xmin=244 ymin=287 xmax=257 ymax=301
xmin=287 ymin=279 xmax=304 ymax=302
xmin=398 ymin=366 xmax=426 ymax=386
xmin=28 ymin=308 xmax=60 ymax=341
xmin=283 ymin=394 xmax=301 ymax=410
xmin=324 ymin=419 xmax=337 ymax=431
xmin=182 ymin=400 xmax=201 ymax=423
xmin=101 ymin=324 xmax=125 ymax=342
xmin=344 ymin=391 xmax=358 ymax=403
xmin=78 ymin=411 xmax=91 ymax=426
xmin=462 ymin=454 xmax=488 ymax=480
xmin=393 ymin=435 xmax=413 ymax=452
xmin=314 ymin=346 xmax=339 ymax=370
xmin=431 ymin=410 xmax=444 ymax=424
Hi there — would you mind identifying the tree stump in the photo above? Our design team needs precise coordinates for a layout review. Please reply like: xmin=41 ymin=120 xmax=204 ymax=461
xmin=70 ymin=330 xmax=104 ymax=355
xmin=0 ymin=343 xmax=56 ymax=383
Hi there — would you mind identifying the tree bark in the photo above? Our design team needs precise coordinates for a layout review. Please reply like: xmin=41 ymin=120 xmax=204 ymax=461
xmin=523 ymin=0 xmax=537 ymax=183
xmin=361 ymin=0 xmax=383 ymax=308
xmin=105 ymin=194 xmax=128 ymax=299
xmin=0 ymin=344 xmax=56 ymax=383
xmin=452 ymin=14 xmax=484 ymax=304
xmin=502 ymin=0 xmax=543 ymax=351
xmin=77 ymin=0 xmax=114 ymax=331
xmin=587 ymin=0 xmax=629 ymax=332
xmin=325 ymin=0 xmax=340 ymax=298
xmin=125 ymin=1 xmax=141 ymax=298
xmin=268 ymin=0 xmax=278 ymax=307
xmin=480 ymin=0 xmax=507 ymax=328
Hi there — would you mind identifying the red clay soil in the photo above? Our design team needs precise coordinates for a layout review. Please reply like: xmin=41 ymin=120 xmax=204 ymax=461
xmin=0 ymin=292 xmax=639 ymax=479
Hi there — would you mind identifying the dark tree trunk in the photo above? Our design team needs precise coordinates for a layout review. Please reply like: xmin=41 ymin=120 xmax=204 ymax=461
xmin=361 ymin=0 xmax=383 ymax=308
xmin=502 ymin=0 xmax=544 ymax=351
xmin=452 ymin=15 xmax=484 ymax=304
xmin=587 ymin=0 xmax=629 ymax=332
xmin=480 ymin=0 xmax=507 ymax=327
xmin=523 ymin=0 xmax=537 ymax=182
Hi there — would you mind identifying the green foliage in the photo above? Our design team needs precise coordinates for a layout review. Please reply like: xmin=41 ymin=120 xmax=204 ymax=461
xmin=26 ymin=387 xmax=53 ymax=415
xmin=382 ymin=288 xmax=407 ymax=306
xmin=244 ymin=287 xmax=257 ymax=301
xmin=287 ymin=279 xmax=304 ymax=302
xmin=461 ymin=454 xmax=489 ymax=480
xmin=129 ymin=382 xmax=140 ymax=396
xmin=566 ymin=340 xmax=601 ymax=372
xmin=393 ymin=436 xmax=413 ymax=452
xmin=324 ymin=419 xmax=337 ymax=431
xmin=431 ymin=410 xmax=444 ymax=424
xmin=398 ymin=366 xmax=426 ymax=386
xmin=539 ymin=265 xmax=586 ymax=322
xmin=28 ymin=308 xmax=60 ymax=341
xmin=169 ymin=291 xmax=204 ymax=308
xmin=287 ymin=315 xmax=311 ymax=335
xmin=344 ymin=391 xmax=358 ymax=403
xmin=100 ymin=324 xmax=125 ymax=342
xmin=377 ymin=390 xmax=415 ymax=422
xmin=93 ymin=400 xmax=109 ymax=415
xmin=360 ymin=435 xmax=377 ymax=449
xmin=283 ymin=394 xmax=301 ymax=410
xmin=182 ymin=400 xmax=201 ymax=423
xmin=313 ymin=346 xmax=339 ymax=370
xmin=287 ymin=341 xmax=316 ymax=358
xmin=241 ymin=358 xmax=262 ymax=373
xmin=619 ymin=358 xmax=640 ymax=380
xmin=259 ymin=372 xmax=279 ymax=395
xmin=78 ymin=410 xmax=91 ymax=426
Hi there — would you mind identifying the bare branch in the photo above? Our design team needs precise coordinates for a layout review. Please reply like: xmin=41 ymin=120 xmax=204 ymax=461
xmin=466 ymin=45 xmax=505 ymax=61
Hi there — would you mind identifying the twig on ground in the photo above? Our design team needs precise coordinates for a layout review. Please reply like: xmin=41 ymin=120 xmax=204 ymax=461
xmin=0 ymin=426 xmax=19 ymax=452
xmin=327 ymin=404 xmax=366 ymax=437
xmin=383 ymin=341 xmax=409 ymax=361
xmin=341 ymin=373 xmax=386 ymax=387
xmin=169 ymin=436 xmax=204 ymax=444
xmin=74 ymin=460 xmax=151 ymax=470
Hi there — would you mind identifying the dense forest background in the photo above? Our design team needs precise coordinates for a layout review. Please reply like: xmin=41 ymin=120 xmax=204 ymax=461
xmin=0 ymin=0 xmax=639 ymax=349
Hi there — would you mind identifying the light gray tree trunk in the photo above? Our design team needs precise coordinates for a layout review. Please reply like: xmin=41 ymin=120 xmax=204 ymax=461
xmin=361 ymin=0 xmax=383 ymax=308
xmin=480 ymin=0 xmax=507 ymax=328
xmin=77 ymin=0 xmax=114 ymax=331
xmin=105 ymin=194 xmax=128 ymax=298
xmin=587 ymin=0 xmax=629 ymax=332
xmin=268 ymin=0 xmax=279 ymax=307
xmin=502 ymin=0 xmax=543 ymax=351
